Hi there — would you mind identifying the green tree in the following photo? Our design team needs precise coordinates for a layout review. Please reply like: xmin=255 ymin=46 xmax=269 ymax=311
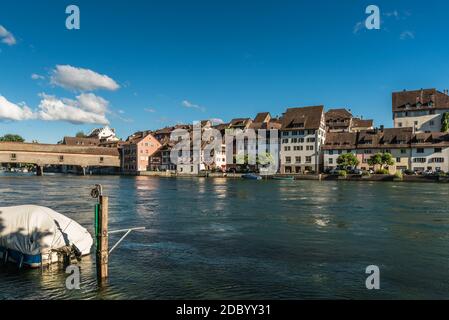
xmin=441 ymin=112 xmax=449 ymax=132
xmin=368 ymin=152 xmax=395 ymax=170
xmin=336 ymin=153 xmax=359 ymax=168
xmin=381 ymin=152 xmax=395 ymax=168
xmin=76 ymin=131 xmax=86 ymax=138
xmin=0 ymin=134 xmax=25 ymax=142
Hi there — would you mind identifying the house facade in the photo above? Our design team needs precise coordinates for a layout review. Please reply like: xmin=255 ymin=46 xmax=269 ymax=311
xmin=121 ymin=132 xmax=162 ymax=173
xmin=323 ymin=128 xmax=449 ymax=173
xmin=393 ymin=88 xmax=449 ymax=132
xmin=88 ymin=126 xmax=119 ymax=142
xmin=280 ymin=106 xmax=326 ymax=174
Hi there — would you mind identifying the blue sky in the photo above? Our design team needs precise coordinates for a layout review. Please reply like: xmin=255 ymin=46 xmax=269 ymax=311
xmin=1 ymin=0 xmax=449 ymax=143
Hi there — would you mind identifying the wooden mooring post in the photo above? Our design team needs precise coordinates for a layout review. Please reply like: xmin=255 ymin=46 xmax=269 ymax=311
xmin=92 ymin=184 xmax=109 ymax=282
xmin=91 ymin=184 xmax=145 ymax=285
xmin=96 ymin=195 xmax=109 ymax=281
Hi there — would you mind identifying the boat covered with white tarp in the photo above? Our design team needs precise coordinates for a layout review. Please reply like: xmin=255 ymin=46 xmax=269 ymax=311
xmin=0 ymin=205 xmax=93 ymax=268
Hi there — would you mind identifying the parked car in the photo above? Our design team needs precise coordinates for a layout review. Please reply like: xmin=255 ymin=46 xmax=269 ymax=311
xmin=329 ymin=167 xmax=343 ymax=175
xmin=351 ymin=168 xmax=363 ymax=175
xmin=423 ymin=169 xmax=435 ymax=176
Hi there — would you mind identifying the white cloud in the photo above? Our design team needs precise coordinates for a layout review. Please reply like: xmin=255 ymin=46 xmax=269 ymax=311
xmin=182 ymin=100 xmax=205 ymax=112
xmin=0 ymin=25 xmax=16 ymax=46
xmin=144 ymin=108 xmax=156 ymax=113
xmin=50 ymin=65 xmax=120 ymax=91
xmin=31 ymin=73 xmax=45 ymax=80
xmin=37 ymin=93 xmax=109 ymax=125
xmin=0 ymin=95 xmax=34 ymax=121
xmin=76 ymin=93 xmax=109 ymax=114
xmin=400 ymin=31 xmax=415 ymax=40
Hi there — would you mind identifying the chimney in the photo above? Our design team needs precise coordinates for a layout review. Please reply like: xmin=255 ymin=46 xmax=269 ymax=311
xmin=380 ymin=125 xmax=384 ymax=132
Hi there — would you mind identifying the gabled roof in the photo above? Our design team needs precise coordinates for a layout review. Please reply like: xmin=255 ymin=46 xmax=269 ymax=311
xmin=325 ymin=108 xmax=352 ymax=120
xmin=392 ymin=88 xmax=449 ymax=112
xmin=253 ymin=112 xmax=270 ymax=123
xmin=281 ymin=106 xmax=324 ymax=130
xmin=229 ymin=118 xmax=252 ymax=128
xmin=352 ymin=118 xmax=374 ymax=128
xmin=323 ymin=132 xmax=358 ymax=149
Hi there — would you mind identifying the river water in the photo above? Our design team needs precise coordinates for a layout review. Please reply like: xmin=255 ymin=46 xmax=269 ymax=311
xmin=1 ymin=174 xmax=449 ymax=299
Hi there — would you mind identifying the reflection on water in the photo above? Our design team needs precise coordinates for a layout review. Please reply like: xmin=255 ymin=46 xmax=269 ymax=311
xmin=1 ymin=175 xmax=449 ymax=299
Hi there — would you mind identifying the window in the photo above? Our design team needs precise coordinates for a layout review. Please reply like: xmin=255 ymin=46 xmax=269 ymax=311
xmin=191 ymin=166 xmax=194 ymax=172
xmin=431 ymin=158 xmax=444 ymax=163
xmin=434 ymin=148 xmax=442 ymax=153
xmin=284 ymin=146 xmax=291 ymax=151
xmin=305 ymin=156 xmax=312 ymax=163
xmin=430 ymin=120 xmax=435 ymax=126
xmin=292 ymin=131 xmax=298 ymax=135
xmin=282 ymin=139 xmax=289 ymax=144
xmin=100 ymin=157 xmax=104 ymax=163
xmin=329 ymin=158 xmax=333 ymax=164
xmin=282 ymin=132 xmax=289 ymax=136
xmin=396 ymin=157 xmax=401 ymax=163
xmin=10 ymin=153 xmax=16 ymax=160
xmin=295 ymin=156 xmax=301 ymax=163
xmin=306 ymin=145 xmax=314 ymax=151
xmin=285 ymin=156 xmax=291 ymax=164
xmin=413 ymin=158 xmax=426 ymax=163
xmin=293 ymin=146 xmax=303 ymax=151
xmin=291 ymin=138 xmax=298 ymax=143
xmin=398 ymin=122 xmax=403 ymax=128
xmin=416 ymin=148 xmax=424 ymax=154
xmin=329 ymin=150 xmax=334 ymax=155
xmin=59 ymin=155 xmax=64 ymax=162
xmin=364 ymin=150 xmax=372 ymax=154
xmin=401 ymin=149 xmax=407 ymax=154
xmin=307 ymin=138 xmax=316 ymax=143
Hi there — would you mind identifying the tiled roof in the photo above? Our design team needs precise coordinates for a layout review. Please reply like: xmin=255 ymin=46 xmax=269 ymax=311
xmin=62 ymin=137 xmax=100 ymax=146
xmin=325 ymin=108 xmax=352 ymax=120
xmin=352 ymin=118 xmax=374 ymax=128
xmin=323 ymin=132 xmax=358 ymax=149
xmin=321 ymin=127 xmax=443 ymax=150
xmin=281 ymin=106 xmax=324 ymax=130
xmin=253 ymin=112 xmax=270 ymax=123
xmin=392 ymin=88 xmax=449 ymax=112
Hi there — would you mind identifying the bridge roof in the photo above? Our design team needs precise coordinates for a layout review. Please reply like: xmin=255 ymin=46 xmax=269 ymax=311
xmin=0 ymin=142 xmax=119 ymax=156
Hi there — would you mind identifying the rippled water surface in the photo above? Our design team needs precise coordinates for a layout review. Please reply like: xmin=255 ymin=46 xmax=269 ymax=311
xmin=1 ymin=174 xmax=449 ymax=299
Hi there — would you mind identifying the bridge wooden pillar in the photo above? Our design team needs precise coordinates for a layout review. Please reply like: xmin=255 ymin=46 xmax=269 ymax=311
xmin=36 ymin=165 xmax=44 ymax=176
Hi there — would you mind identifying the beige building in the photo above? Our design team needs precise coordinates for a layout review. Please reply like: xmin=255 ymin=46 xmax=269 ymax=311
xmin=323 ymin=127 xmax=449 ymax=173
xmin=280 ymin=106 xmax=326 ymax=174
xmin=393 ymin=88 xmax=449 ymax=132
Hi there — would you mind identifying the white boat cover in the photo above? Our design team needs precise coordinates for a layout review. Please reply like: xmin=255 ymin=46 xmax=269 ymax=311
xmin=0 ymin=205 xmax=93 ymax=256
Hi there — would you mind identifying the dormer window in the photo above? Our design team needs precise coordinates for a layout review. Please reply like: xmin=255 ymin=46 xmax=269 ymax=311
xmin=416 ymin=102 xmax=422 ymax=108
xmin=428 ymin=101 xmax=433 ymax=107
xmin=405 ymin=103 xmax=411 ymax=109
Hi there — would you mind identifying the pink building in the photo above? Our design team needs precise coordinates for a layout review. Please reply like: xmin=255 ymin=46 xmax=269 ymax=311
xmin=122 ymin=131 xmax=162 ymax=173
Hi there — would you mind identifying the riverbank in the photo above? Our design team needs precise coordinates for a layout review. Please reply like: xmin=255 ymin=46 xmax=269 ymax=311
xmin=133 ymin=171 xmax=447 ymax=183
